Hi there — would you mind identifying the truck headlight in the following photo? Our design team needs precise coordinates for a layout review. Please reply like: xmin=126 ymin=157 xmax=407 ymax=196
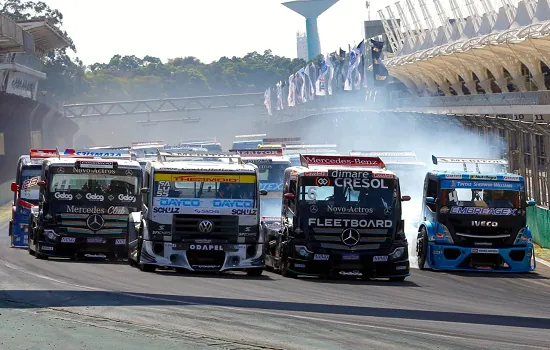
xmin=513 ymin=228 xmax=531 ymax=246
xmin=389 ymin=247 xmax=406 ymax=260
xmin=44 ymin=229 xmax=58 ymax=241
xmin=438 ymin=224 xmax=454 ymax=244
xmin=294 ymin=245 xmax=313 ymax=257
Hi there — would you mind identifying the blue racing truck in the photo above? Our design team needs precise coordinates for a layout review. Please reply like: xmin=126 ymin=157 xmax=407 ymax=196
xmin=231 ymin=134 xmax=266 ymax=150
xmin=9 ymin=149 xmax=59 ymax=247
xmin=416 ymin=156 xmax=536 ymax=272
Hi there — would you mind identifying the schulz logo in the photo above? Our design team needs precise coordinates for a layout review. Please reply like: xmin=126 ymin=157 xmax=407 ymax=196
xmin=341 ymin=228 xmax=361 ymax=247
xmin=472 ymin=221 xmax=498 ymax=227
xmin=86 ymin=214 xmax=105 ymax=231
xmin=198 ymin=220 xmax=214 ymax=233
xmin=54 ymin=192 xmax=73 ymax=200
xmin=86 ymin=193 xmax=104 ymax=201
xmin=118 ymin=194 xmax=136 ymax=203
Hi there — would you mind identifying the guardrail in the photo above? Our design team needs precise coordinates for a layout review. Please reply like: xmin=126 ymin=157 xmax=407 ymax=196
xmin=528 ymin=205 xmax=550 ymax=249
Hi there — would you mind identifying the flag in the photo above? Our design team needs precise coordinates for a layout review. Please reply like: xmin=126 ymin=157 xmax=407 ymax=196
xmin=288 ymin=74 xmax=296 ymax=107
xmin=304 ymin=63 xmax=315 ymax=100
xmin=315 ymin=55 xmax=328 ymax=96
xmin=356 ymin=40 xmax=367 ymax=88
xmin=326 ymin=53 xmax=335 ymax=96
xmin=297 ymin=68 xmax=307 ymax=103
xmin=344 ymin=48 xmax=360 ymax=91
xmin=371 ymin=39 xmax=388 ymax=86
xmin=264 ymin=87 xmax=272 ymax=115
xmin=276 ymin=81 xmax=284 ymax=110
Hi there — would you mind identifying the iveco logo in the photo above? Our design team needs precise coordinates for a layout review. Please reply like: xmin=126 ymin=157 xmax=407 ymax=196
xmin=198 ymin=220 xmax=214 ymax=233
xmin=341 ymin=228 xmax=360 ymax=246
xmin=86 ymin=214 xmax=105 ymax=231
xmin=472 ymin=221 xmax=498 ymax=227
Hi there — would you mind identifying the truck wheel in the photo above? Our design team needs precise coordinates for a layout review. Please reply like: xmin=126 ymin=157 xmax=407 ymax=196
xmin=280 ymin=255 xmax=297 ymax=278
xmin=136 ymin=240 xmax=155 ymax=272
xmin=8 ymin=220 xmax=13 ymax=236
xmin=246 ymin=268 xmax=264 ymax=276
xmin=417 ymin=228 xmax=428 ymax=270
xmin=33 ymin=230 xmax=48 ymax=260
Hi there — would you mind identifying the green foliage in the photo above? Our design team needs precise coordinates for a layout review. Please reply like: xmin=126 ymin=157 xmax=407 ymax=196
xmin=1 ymin=0 xmax=305 ymax=103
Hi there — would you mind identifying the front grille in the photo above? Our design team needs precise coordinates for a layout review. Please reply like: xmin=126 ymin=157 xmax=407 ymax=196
xmin=56 ymin=213 xmax=127 ymax=235
xmin=449 ymin=224 xmax=515 ymax=246
xmin=172 ymin=214 xmax=239 ymax=241
xmin=309 ymin=227 xmax=392 ymax=251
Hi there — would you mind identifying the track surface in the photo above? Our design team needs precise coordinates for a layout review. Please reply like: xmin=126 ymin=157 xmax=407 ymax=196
xmin=1 ymin=221 xmax=549 ymax=350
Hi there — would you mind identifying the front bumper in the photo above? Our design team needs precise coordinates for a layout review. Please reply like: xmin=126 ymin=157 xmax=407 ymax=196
xmin=287 ymin=246 xmax=410 ymax=279
xmin=37 ymin=235 xmax=127 ymax=257
xmin=426 ymin=243 xmax=535 ymax=272
xmin=139 ymin=240 xmax=264 ymax=272
xmin=11 ymin=224 xmax=29 ymax=248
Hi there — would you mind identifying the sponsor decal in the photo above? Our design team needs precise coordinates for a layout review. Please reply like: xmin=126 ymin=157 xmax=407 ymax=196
xmin=472 ymin=221 xmax=498 ymax=227
xmin=154 ymin=173 xmax=255 ymax=183
xmin=471 ymin=248 xmax=499 ymax=254
xmin=441 ymin=180 xmax=523 ymax=191
xmin=86 ymin=193 xmax=104 ymax=202
xmin=328 ymin=170 xmax=371 ymax=178
xmin=313 ymin=254 xmax=330 ymax=261
xmin=471 ymin=175 xmax=498 ymax=180
xmin=373 ymin=255 xmax=388 ymax=262
xmin=503 ymin=176 xmax=520 ymax=182
xmin=159 ymin=198 xmax=201 ymax=207
xmin=326 ymin=206 xmax=374 ymax=215
xmin=302 ymin=155 xmax=384 ymax=167
xmin=294 ymin=263 xmax=306 ymax=268
xmin=396 ymin=265 xmax=407 ymax=270
xmin=342 ymin=254 xmax=360 ymax=261
xmin=78 ymin=160 xmax=115 ymax=169
xmin=259 ymin=183 xmax=284 ymax=191
xmin=315 ymin=177 xmax=331 ymax=186
xmin=309 ymin=218 xmax=392 ymax=228
xmin=450 ymin=207 xmax=517 ymax=216
xmin=22 ymin=176 xmax=39 ymax=189
xmin=66 ymin=206 xmax=105 ymax=214
xmin=262 ymin=216 xmax=280 ymax=222
xmin=440 ymin=206 xmax=450 ymax=214
xmin=189 ymin=244 xmax=224 ymax=251
xmin=155 ymin=181 xmax=171 ymax=197
xmin=152 ymin=230 xmax=171 ymax=235
xmin=72 ymin=167 xmax=116 ymax=174
xmin=444 ymin=174 xmax=463 ymax=179
xmin=107 ymin=206 xmax=129 ymax=215
xmin=87 ymin=236 xmax=105 ymax=244
xmin=61 ymin=237 xmax=76 ymax=243
xmin=115 ymin=239 xmax=126 ymax=245
xmin=237 ymin=149 xmax=282 ymax=156
xmin=118 ymin=194 xmax=136 ymax=203
xmin=213 ymin=199 xmax=253 ymax=208
xmin=339 ymin=270 xmax=362 ymax=276
xmin=153 ymin=207 xmax=180 ymax=214
xmin=192 ymin=265 xmax=221 ymax=269
xmin=54 ymin=192 xmax=73 ymax=200
xmin=475 ymin=242 xmax=493 ymax=246
xmin=333 ymin=177 xmax=388 ymax=189
xmin=232 ymin=208 xmax=257 ymax=215
xmin=65 ymin=149 xmax=127 ymax=157
xmin=304 ymin=171 xmax=328 ymax=176
xmin=41 ymin=246 xmax=54 ymax=251
xmin=194 ymin=208 xmax=221 ymax=214
xmin=372 ymin=173 xmax=395 ymax=179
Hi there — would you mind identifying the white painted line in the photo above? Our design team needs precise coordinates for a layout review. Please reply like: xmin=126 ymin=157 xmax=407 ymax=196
xmin=537 ymin=257 xmax=550 ymax=268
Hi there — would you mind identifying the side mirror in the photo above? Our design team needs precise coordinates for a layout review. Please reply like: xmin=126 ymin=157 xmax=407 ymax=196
xmin=527 ymin=199 xmax=536 ymax=207
xmin=140 ymin=187 xmax=149 ymax=194
xmin=259 ymin=189 xmax=268 ymax=196
xmin=401 ymin=195 xmax=411 ymax=202
xmin=10 ymin=182 xmax=18 ymax=192
xmin=37 ymin=180 xmax=47 ymax=187
xmin=425 ymin=197 xmax=435 ymax=204
xmin=283 ymin=192 xmax=296 ymax=200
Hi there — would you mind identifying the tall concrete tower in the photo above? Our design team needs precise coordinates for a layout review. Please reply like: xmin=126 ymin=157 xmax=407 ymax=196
xmin=282 ymin=0 xmax=339 ymax=61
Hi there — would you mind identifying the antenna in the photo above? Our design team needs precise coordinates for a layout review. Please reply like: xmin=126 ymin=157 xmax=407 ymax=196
xmin=378 ymin=9 xmax=401 ymax=53
xmin=406 ymin=0 xmax=425 ymax=43
xmin=465 ymin=0 xmax=482 ymax=32
xmin=433 ymin=0 xmax=453 ymax=41
xmin=419 ymin=0 xmax=437 ymax=41
xmin=395 ymin=1 xmax=417 ymax=48
xmin=449 ymin=0 xmax=466 ymax=34
xmin=480 ymin=0 xmax=497 ymax=28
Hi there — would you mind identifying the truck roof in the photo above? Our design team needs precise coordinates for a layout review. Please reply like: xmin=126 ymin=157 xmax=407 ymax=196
xmin=148 ymin=159 xmax=257 ymax=173
xmin=286 ymin=154 xmax=398 ymax=177
xmin=429 ymin=170 xmax=524 ymax=181
xmin=45 ymin=158 xmax=141 ymax=169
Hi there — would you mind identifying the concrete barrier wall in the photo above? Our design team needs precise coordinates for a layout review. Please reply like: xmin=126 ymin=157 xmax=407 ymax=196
xmin=527 ymin=206 xmax=550 ymax=248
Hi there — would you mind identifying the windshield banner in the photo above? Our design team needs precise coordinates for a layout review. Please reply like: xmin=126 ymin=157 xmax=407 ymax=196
xmin=448 ymin=207 xmax=518 ymax=216
xmin=260 ymin=183 xmax=283 ymax=191
xmin=441 ymin=180 xmax=523 ymax=191
xmin=154 ymin=173 xmax=255 ymax=183
xmin=308 ymin=217 xmax=393 ymax=229
xmin=152 ymin=197 xmax=257 ymax=216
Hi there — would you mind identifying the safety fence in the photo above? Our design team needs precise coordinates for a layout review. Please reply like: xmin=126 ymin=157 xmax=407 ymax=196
xmin=527 ymin=205 xmax=550 ymax=249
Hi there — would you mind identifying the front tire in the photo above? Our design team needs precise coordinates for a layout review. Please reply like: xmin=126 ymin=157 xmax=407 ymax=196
xmin=417 ymin=227 xmax=428 ymax=270
xmin=246 ymin=268 xmax=264 ymax=276
xmin=136 ymin=239 xmax=156 ymax=272
xmin=280 ymin=254 xmax=297 ymax=278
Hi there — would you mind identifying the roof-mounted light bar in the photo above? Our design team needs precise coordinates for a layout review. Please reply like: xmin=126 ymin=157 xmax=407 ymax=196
xmin=234 ymin=133 xmax=267 ymax=139
xmin=230 ymin=148 xmax=283 ymax=157
xmin=262 ymin=137 xmax=302 ymax=145
xmin=300 ymin=154 xmax=385 ymax=168
xmin=88 ymin=145 xmax=131 ymax=151
xmin=350 ymin=151 xmax=417 ymax=157
xmin=285 ymin=144 xmax=338 ymax=150
xmin=29 ymin=149 xmax=59 ymax=159
xmin=131 ymin=141 xmax=166 ymax=149
xmin=432 ymin=155 xmax=508 ymax=173
xmin=156 ymin=149 xmax=243 ymax=164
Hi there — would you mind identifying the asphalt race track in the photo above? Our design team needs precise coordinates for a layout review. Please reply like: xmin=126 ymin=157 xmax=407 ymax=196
xmin=1 ymin=221 xmax=549 ymax=350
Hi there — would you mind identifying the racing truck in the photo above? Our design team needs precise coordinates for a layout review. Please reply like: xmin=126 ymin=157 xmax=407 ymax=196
xmin=10 ymin=149 xmax=59 ymax=247
xmin=28 ymin=148 xmax=142 ymax=260
xmin=416 ymin=156 xmax=536 ymax=272
xmin=179 ymin=138 xmax=223 ymax=153
xmin=128 ymin=151 xmax=267 ymax=275
xmin=131 ymin=140 xmax=166 ymax=158
xmin=265 ymin=154 xmax=411 ymax=281
xmin=231 ymin=134 xmax=266 ymax=150
xmin=284 ymin=144 xmax=339 ymax=166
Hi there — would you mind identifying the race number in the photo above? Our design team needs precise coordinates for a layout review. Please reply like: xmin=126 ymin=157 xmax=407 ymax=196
xmin=156 ymin=181 xmax=170 ymax=197
xmin=448 ymin=191 xmax=458 ymax=203
xmin=307 ymin=187 xmax=317 ymax=200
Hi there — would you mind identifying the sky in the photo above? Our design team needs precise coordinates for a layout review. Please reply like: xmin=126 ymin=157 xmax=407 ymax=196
xmin=43 ymin=0 xmax=512 ymax=65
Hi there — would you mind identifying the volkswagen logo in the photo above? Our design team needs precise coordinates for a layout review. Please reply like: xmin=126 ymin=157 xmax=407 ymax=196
xmin=86 ymin=214 xmax=105 ymax=231
xmin=198 ymin=220 xmax=214 ymax=233
xmin=310 ymin=205 xmax=318 ymax=214
xmin=341 ymin=228 xmax=360 ymax=247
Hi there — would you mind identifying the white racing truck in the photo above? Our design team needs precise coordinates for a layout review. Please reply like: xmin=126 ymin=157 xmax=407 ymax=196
xmin=128 ymin=151 xmax=267 ymax=275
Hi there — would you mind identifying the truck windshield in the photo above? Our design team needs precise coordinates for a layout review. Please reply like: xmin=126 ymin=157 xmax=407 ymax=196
xmin=300 ymin=176 xmax=397 ymax=209
xmin=245 ymin=160 xmax=288 ymax=191
xmin=440 ymin=180 xmax=522 ymax=211
xmin=50 ymin=173 xmax=139 ymax=195
xmin=20 ymin=168 xmax=41 ymax=204
xmin=154 ymin=173 xmax=256 ymax=200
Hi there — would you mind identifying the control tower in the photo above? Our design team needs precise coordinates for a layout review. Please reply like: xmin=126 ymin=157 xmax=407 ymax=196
xmin=282 ymin=0 xmax=339 ymax=61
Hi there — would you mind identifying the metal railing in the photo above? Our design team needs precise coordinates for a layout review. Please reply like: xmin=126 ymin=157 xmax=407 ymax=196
xmin=395 ymin=91 xmax=550 ymax=108
xmin=0 ymin=14 xmax=24 ymax=49
xmin=0 ymin=52 xmax=44 ymax=72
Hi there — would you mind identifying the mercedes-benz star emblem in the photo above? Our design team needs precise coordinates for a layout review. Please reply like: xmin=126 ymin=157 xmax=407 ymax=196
xmin=125 ymin=170 xmax=133 ymax=176
xmin=384 ymin=208 xmax=392 ymax=215
xmin=86 ymin=214 xmax=105 ymax=231
xmin=198 ymin=220 xmax=214 ymax=233
xmin=56 ymin=167 xmax=65 ymax=173
xmin=310 ymin=205 xmax=318 ymax=214
xmin=341 ymin=228 xmax=360 ymax=247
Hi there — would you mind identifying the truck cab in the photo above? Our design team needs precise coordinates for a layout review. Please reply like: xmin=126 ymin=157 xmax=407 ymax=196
xmin=284 ymin=144 xmax=339 ymax=166
xmin=265 ymin=154 xmax=411 ymax=281
xmin=28 ymin=149 xmax=142 ymax=260
xmin=416 ymin=155 xmax=536 ymax=272
xmin=128 ymin=152 xmax=267 ymax=275
xmin=231 ymin=134 xmax=266 ymax=150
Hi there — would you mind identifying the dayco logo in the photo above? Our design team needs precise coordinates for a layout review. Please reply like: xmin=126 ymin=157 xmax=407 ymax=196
xmin=327 ymin=206 xmax=374 ymax=214
xmin=159 ymin=198 xmax=200 ymax=207
xmin=54 ymin=192 xmax=73 ymax=200
xmin=107 ymin=206 xmax=129 ymax=215
xmin=213 ymin=199 xmax=253 ymax=208
xmin=189 ymin=244 xmax=224 ymax=251
xmin=472 ymin=221 xmax=498 ymax=227
xmin=309 ymin=218 xmax=392 ymax=228
xmin=118 ymin=194 xmax=136 ymax=202
xmin=86 ymin=193 xmax=104 ymax=201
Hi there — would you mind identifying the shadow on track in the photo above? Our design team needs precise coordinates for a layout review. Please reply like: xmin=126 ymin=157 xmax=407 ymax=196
xmin=1 ymin=289 xmax=549 ymax=330
xmin=439 ymin=270 xmax=549 ymax=280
